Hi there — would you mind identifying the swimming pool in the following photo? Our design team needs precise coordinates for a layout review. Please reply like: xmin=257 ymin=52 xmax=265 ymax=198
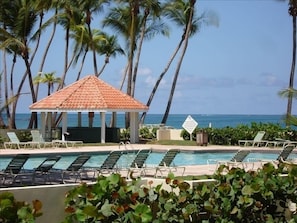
xmin=1 ymin=150 xmax=295 ymax=170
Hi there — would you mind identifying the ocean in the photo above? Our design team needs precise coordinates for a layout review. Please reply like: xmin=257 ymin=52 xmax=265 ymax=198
xmin=6 ymin=113 xmax=287 ymax=129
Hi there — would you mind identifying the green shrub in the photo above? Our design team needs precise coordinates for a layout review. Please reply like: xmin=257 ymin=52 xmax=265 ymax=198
xmin=0 ymin=192 xmax=42 ymax=223
xmin=180 ymin=122 xmax=297 ymax=146
xmin=207 ymin=162 xmax=297 ymax=222
xmin=63 ymin=162 xmax=297 ymax=222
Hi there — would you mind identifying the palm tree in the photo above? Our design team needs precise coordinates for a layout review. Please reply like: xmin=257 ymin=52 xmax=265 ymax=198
xmin=35 ymin=0 xmax=60 ymax=97
xmin=131 ymin=0 xmax=168 ymax=97
xmin=78 ymin=0 xmax=109 ymax=76
xmin=33 ymin=72 xmax=62 ymax=96
xmin=103 ymin=1 xmax=168 ymax=127
xmin=96 ymin=33 xmax=125 ymax=77
xmin=0 ymin=0 xmax=44 ymax=128
xmin=70 ymin=25 xmax=106 ymax=79
xmin=161 ymin=0 xmax=196 ymax=124
xmin=56 ymin=0 xmax=83 ymax=90
xmin=102 ymin=4 xmax=139 ymax=128
xmin=279 ymin=87 xmax=297 ymax=125
xmin=279 ymin=0 xmax=297 ymax=126
xmin=136 ymin=0 xmax=217 ymax=124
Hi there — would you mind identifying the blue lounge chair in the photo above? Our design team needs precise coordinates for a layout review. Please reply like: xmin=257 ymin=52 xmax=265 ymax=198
xmin=97 ymin=150 xmax=123 ymax=175
xmin=154 ymin=149 xmax=185 ymax=177
xmin=127 ymin=149 xmax=152 ymax=178
xmin=32 ymin=155 xmax=61 ymax=184
xmin=208 ymin=150 xmax=251 ymax=169
xmin=55 ymin=154 xmax=91 ymax=183
xmin=0 ymin=154 xmax=30 ymax=185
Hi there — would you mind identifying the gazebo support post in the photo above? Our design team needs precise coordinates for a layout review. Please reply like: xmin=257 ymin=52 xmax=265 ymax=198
xmin=78 ymin=112 xmax=82 ymax=127
xmin=100 ymin=112 xmax=106 ymax=143
xmin=130 ymin=112 xmax=139 ymax=143
xmin=61 ymin=112 xmax=68 ymax=141
xmin=40 ymin=112 xmax=46 ymax=138
xmin=46 ymin=112 xmax=52 ymax=140
xmin=110 ymin=112 xmax=117 ymax=127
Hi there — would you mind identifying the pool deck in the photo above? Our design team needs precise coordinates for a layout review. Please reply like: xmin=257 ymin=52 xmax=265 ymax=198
xmin=0 ymin=144 xmax=283 ymax=177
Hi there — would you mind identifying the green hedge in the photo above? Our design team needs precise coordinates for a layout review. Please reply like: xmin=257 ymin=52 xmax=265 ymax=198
xmin=181 ymin=122 xmax=297 ymax=146
xmin=62 ymin=162 xmax=297 ymax=223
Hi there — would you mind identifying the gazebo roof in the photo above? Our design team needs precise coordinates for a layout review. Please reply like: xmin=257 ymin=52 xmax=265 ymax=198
xmin=29 ymin=75 xmax=149 ymax=112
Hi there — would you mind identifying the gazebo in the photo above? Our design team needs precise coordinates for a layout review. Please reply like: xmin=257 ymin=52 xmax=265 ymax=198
xmin=29 ymin=75 xmax=149 ymax=143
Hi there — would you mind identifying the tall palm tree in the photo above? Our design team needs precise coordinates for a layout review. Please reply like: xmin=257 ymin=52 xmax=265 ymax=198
xmin=70 ymin=25 xmax=105 ymax=79
xmin=96 ymin=33 xmax=125 ymax=77
xmin=103 ymin=1 xmax=168 ymax=127
xmin=56 ymin=0 xmax=83 ymax=90
xmin=102 ymin=4 xmax=140 ymax=128
xmin=131 ymin=0 xmax=168 ymax=97
xmin=161 ymin=0 xmax=196 ymax=124
xmin=0 ymin=0 xmax=43 ymax=128
xmin=33 ymin=72 xmax=62 ymax=96
xmin=279 ymin=0 xmax=297 ymax=126
xmin=35 ymin=0 xmax=60 ymax=97
xmin=136 ymin=0 xmax=217 ymax=124
xmin=78 ymin=0 xmax=109 ymax=76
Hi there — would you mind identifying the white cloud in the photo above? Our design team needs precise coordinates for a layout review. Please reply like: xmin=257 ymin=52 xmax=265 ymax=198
xmin=138 ymin=67 xmax=152 ymax=76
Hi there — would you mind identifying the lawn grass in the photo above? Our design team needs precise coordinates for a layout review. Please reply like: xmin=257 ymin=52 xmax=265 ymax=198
xmin=145 ymin=140 xmax=197 ymax=146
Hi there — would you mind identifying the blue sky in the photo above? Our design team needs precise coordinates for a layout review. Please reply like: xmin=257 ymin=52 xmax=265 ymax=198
xmin=5 ymin=0 xmax=295 ymax=115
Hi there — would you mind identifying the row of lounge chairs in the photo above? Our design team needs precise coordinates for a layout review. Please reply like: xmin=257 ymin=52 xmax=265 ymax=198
xmin=2 ymin=145 xmax=295 ymax=186
xmin=0 ymin=148 xmax=184 ymax=186
xmin=3 ymin=131 xmax=83 ymax=149
xmin=208 ymin=144 xmax=296 ymax=169
xmin=238 ymin=131 xmax=297 ymax=147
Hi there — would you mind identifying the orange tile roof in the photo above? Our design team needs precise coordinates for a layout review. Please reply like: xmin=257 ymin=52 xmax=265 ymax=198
xmin=29 ymin=75 xmax=149 ymax=112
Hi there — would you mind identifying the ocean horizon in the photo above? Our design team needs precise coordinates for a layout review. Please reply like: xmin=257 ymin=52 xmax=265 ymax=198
xmin=4 ymin=113 xmax=287 ymax=129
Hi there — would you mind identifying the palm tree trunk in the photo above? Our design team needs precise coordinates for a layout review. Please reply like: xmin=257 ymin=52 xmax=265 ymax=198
xmin=76 ymin=49 xmax=88 ymax=81
xmin=23 ymin=57 xmax=37 ymax=128
xmin=97 ymin=61 xmax=108 ymax=77
xmin=36 ymin=8 xmax=58 ymax=97
xmin=286 ymin=14 xmax=297 ymax=126
xmin=2 ymin=50 xmax=9 ymax=128
xmin=8 ymin=54 xmax=17 ymax=129
xmin=161 ymin=0 xmax=195 ymax=124
xmin=140 ymin=37 xmax=184 ymax=124
xmin=58 ymin=27 xmax=70 ymax=91
xmin=131 ymin=14 xmax=148 ymax=97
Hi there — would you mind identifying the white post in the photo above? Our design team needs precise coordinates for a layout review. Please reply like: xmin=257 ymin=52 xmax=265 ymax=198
xmin=130 ymin=112 xmax=139 ymax=143
xmin=62 ymin=112 xmax=68 ymax=141
xmin=47 ymin=112 xmax=52 ymax=140
xmin=40 ymin=112 xmax=46 ymax=138
xmin=100 ymin=112 xmax=106 ymax=143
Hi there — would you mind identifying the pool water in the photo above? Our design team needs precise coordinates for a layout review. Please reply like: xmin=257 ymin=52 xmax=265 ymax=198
xmin=1 ymin=151 xmax=295 ymax=170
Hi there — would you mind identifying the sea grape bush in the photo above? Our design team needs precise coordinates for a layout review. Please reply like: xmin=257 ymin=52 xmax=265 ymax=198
xmin=63 ymin=162 xmax=297 ymax=223
xmin=181 ymin=122 xmax=297 ymax=145
xmin=0 ymin=192 xmax=42 ymax=223
xmin=210 ymin=162 xmax=297 ymax=222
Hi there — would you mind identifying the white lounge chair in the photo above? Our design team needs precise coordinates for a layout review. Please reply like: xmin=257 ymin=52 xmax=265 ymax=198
xmin=238 ymin=131 xmax=268 ymax=147
xmin=30 ymin=130 xmax=54 ymax=148
xmin=4 ymin=132 xmax=39 ymax=149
